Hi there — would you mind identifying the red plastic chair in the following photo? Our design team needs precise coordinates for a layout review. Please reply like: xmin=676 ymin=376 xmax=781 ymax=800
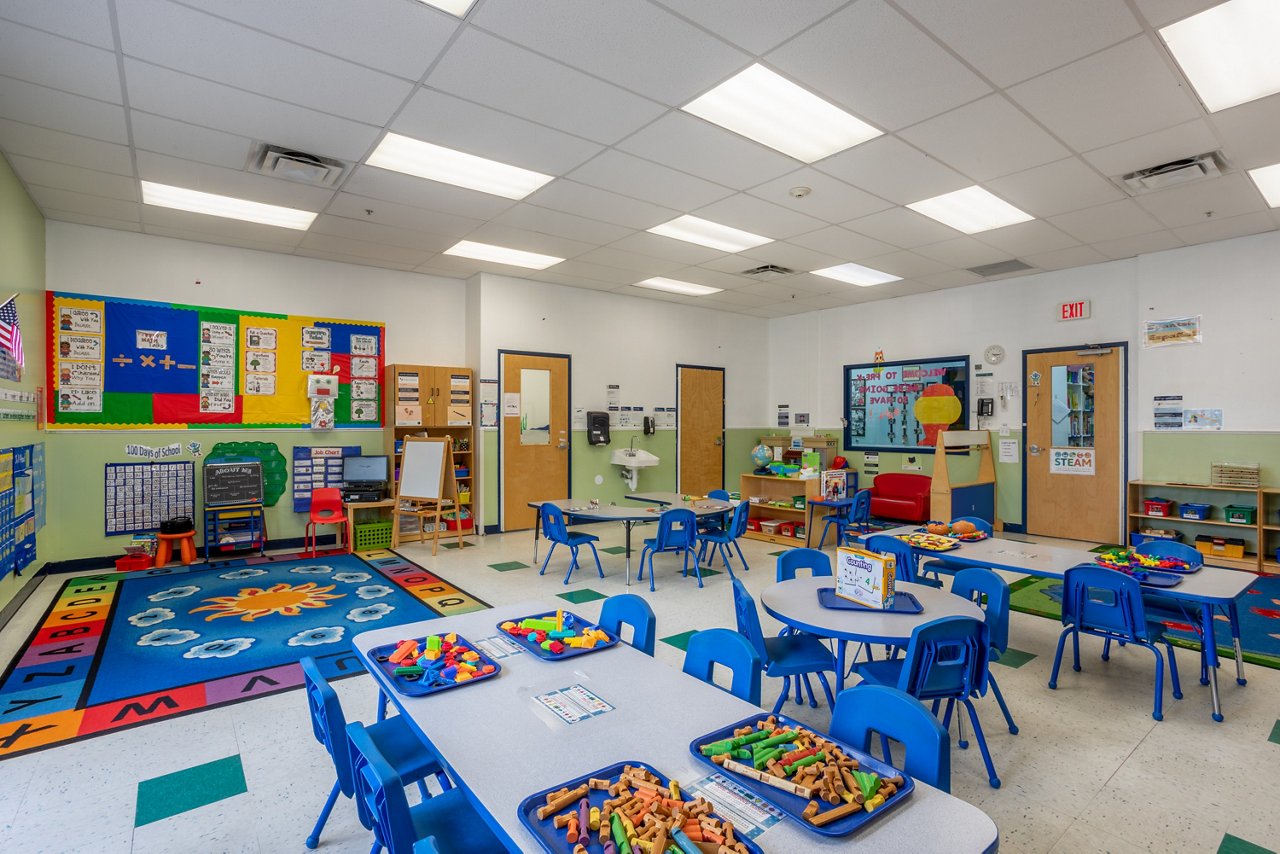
xmin=306 ymin=488 xmax=348 ymax=556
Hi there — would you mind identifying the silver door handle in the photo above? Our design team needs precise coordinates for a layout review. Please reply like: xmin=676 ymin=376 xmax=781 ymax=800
xmin=557 ymin=440 xmax=568 ymax=450
xmin=1028 ymin=444 xmax=1042 ymax=455
xmin=713 ymin=437 xmax=724 ymax=446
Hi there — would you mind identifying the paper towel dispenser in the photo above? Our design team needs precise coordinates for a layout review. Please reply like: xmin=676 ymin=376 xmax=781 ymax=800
xmin=587 ymin=411 xmax=610 ymax=445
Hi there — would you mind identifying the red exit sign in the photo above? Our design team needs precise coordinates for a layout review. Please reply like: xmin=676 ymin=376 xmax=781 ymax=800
xmin=1058 ymin=299 xmax=1091 ymax=321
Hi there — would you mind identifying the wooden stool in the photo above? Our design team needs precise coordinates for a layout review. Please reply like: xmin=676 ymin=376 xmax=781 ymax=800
xmin=155 ymin=531 xmax=197 ymax=567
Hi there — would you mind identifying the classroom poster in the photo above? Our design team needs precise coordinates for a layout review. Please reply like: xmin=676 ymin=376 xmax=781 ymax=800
xmin=57 ymin=388 xmax=101 ymax=412
xmin=351 ymin=356 xmax=377 ymax=378
xmin=350 ymin=333 xmax=378 ymax=356
xmin=1143 ymin=316 xmax=1201 ymax=348
xmin=245 ymin=326 xmax=277 ymax=350
xmin=302 ymin=351 xmax=330 ymax=372
xmin=245 ymin=373 xmax=276 ymax=396
xmin=57 ymin=306 xmax=101 ymax=333
xmin=135 ymin=330 xmax=168 ymax=350
xmin=302 ymin=326 xmax=330 ymax=348
xmin=59 ymin=334 xmax=101 ymax=360
xmin=843 ymin=355 xmax=968 ymax=452
xmin=245 ymin=351 xmax=275 ymax=373
xmin=58 ymin=361 xmax=101 ymax=388
xmin=200 ymin=390 xmax=234 ymax=413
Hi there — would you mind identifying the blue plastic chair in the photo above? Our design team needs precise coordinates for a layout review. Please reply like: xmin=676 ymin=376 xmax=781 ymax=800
xmin=775 ymin=548 xmax=832 ymax=582
xmin=864 ymin=534 xmax=926 ymax=585
xmin=919 ymin=516 xmax=994 ymax=584
xmin=598 ymin=593 xmax=656 ymax=656
xmin=1136 ymin=539 xmax=1213 ymax=682
xmin=733 ymin=578 xmax=836 ymax=713
xmin=347 ymin=722 xmax=505 ymax=854
xmin=682 ymin=628 xmax=762 ymax=706
xmin=816 ymin=499 xmax=852 ymax=550
xmin=299 ymin=657 xmax=450 ymax=851
xmin=829 ymin=684 xmax=951 ymax=792
xmin=1048 ymin=565 xmax=1182 ymax=721
xmin=839 ymin=490 xmax=872 ymax=545
xmin=951 ymin=568 xmax=1018 ymax=735
xmin=852 ymin=616 xmax=1000 ymax=788
xmin=697 ymin=489 xmax=732 ymax=534
xmin=538 ymin=503 xmax=604 ymax=585
xmin=695 ymin=500 xmax=750 ymax=577
xmin=637 ymin=508 xmax=699 ymax=591
xmin=1135 ymin=539 xmax=1203 ymax=567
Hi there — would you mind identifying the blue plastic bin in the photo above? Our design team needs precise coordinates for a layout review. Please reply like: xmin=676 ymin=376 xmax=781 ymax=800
xmin=1129 ymin=530 xmax=1183 ymax=547
xmin=1180 ymin=502 xmax=1212 ymax=520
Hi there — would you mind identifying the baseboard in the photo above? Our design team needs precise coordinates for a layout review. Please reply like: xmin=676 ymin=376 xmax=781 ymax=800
xmin=0 ymin=571 xmax=44 ymax=631
xmin=484 ymin=524 xmax=500 ymax=535
xmin=1002 ymin=522 xmax=1025 ymax=533
xmin=41 ymin=534 xmax=338 ymax=575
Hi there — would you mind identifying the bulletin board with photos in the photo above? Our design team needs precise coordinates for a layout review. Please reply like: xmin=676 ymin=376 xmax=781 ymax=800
xmin=47 ymin=291 xmax=384 ymax=429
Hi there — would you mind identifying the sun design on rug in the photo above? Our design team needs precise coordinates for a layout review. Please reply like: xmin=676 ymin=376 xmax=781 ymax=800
xmin=189 ymin=582 xmax=345 ymax=623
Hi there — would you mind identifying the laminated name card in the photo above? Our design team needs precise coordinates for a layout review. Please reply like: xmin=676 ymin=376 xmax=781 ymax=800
xmin=836 ymin=546 xmax=896 ymax=609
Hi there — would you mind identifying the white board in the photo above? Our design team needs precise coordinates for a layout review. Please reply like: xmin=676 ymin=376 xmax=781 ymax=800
xmin=398 ymin=439 xmax=445 ymax=500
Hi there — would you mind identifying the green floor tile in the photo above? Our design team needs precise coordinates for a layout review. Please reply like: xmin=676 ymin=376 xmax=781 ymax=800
xmin=557 ymin=588 xmax=607 ymax=604
xmin=660 ymin=630 xmax=698 ymax=651
xmin=441 ymin=540 xmax=476 ymax=550
xmin=1219 ymin=833 xmax=1276 ymax=854
xmin=1269 ymin=720 xmax=1280 ymax=746
xmin=694 ymin=567 xmax=722 ymax=578
xmin=601 ymin=546 xmax=629 ymax=555
xmin=769 ymin=551 xmax=787 ymax=556
xmin=136 ymin=755 xmax=247 ymax=827
xmin=488 ymin=560 xmax=529 ymax=572
xmin=994 ymin=647 xmax=1037 ymax=668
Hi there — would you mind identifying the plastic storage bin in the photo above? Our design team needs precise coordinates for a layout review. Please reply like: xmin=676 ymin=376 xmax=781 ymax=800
xmin=759 ymin=520 xmax=783 ymax=535
xmin=746 ymin=519 xmax=761 ymax=532
xmin=778 ymin=521 xmax=797 ymax=537
xmin=1143 ymin=498 xmax=1174 ymax=516
xmin=353 ymin=520 xmax=393 ymax=551
xmin=115 ymin=553 xmax=154 ymax=572
xmin=791 ymin=494 xmax=807 ymax=509
xmin=1195 ymin=535 xmax=1246 ymax=559
xmin=1179 ymin=503 xmax=1212 ymax=520
xmin=1130 ymin=529 xmax=1183 ymax=547
xmin=1224 ymin=504 xmax=1256 ymax=525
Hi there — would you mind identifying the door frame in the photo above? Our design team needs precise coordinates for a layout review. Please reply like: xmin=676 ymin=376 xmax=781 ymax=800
xmin=675 ymin=363 xmax=726 ymax=493
xmin=497 ymin=348 xmax=572 ymax=531
xmin=1019 ymin=341 xmax=1129 ymax=537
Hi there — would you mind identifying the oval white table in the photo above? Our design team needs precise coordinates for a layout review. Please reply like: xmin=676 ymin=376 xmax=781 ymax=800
xmin=760 ymin=576 xmax=985 ymax=692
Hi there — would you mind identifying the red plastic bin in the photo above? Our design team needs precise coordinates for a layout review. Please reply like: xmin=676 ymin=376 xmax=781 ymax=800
xmin=115 ymin=554 xmax=154 ymax=572
xmin=443 ymin=517 xmax=474 ymax=531
xmin=1143 ymin=498 xmax=1174 ymax=517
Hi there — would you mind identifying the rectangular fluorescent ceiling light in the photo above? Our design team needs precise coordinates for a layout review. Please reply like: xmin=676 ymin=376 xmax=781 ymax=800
xmin=907 ymin=186 xmax=1033 ymax=234
xmin=443 ymin=240 xmax=563 ymax=270
xmin=683 ymin=64 xmax=882 ymax=162
xmin=635 ymin=277 xmax=722 ymax=296
xmin=1247 ymin=162 xmax=1280 ymax=206
xmin=367 ymin=132 xmax=553 ymax=200
xmin=648 ymin=215 xmax=771 ymax=253
xmin=140 ymin=181 xmax=316 ymax=230
xmin=1160 ymin=0 xmax=1280 ymax=112
xmin=414 ymin=0 xmax=476 ymax=17
xmin=812 ymin=262 xmax=902 ymax=287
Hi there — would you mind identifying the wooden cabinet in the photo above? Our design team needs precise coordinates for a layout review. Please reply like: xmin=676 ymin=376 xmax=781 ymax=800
xmin=1127 ymin=480 xmax=1274 ymax=572
xmin=1262 ymin=488 xmax=1280 ymax=573
xmin=740 ymin=474 xmax=821 ymax=547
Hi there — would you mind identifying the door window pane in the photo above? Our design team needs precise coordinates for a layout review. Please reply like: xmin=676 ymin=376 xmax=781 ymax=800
xmin=519 ymin=368 xmax=551 ymax=445
xmin=1050 ymin=363 xmax=1094 ymax=448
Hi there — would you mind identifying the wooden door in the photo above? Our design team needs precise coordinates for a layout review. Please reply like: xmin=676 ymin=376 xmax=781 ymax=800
xmin=1025 ymin=346 xmax=1124 ymax=543
xmin=501 ymin=352 xmax=569 ymax=530
xmin=678 ymin=365 xmax=725 ymax=495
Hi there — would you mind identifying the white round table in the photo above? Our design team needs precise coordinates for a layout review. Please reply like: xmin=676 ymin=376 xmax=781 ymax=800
xmin=760 ymin=575 xmax=985 ymax=692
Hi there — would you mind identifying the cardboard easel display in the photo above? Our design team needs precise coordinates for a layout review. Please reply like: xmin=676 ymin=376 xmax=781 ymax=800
xmin=392 ymin=437 xmax=463 ymax=555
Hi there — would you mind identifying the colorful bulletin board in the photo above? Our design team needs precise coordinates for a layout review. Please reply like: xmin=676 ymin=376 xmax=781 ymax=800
xmin=47 ymin=292 xmax=384 ymax=429
xmin=843 ymin=355 xmax=969 ymax=453
xmin=11 ymin=445 xmax=36 ymax=574
xmin=0 ymin=450 xmax=13 ymax=579
xmin=292 ymin=446 xmax=361 ymax=512
xmin=104 ymin=461 xmax=195 ymax=535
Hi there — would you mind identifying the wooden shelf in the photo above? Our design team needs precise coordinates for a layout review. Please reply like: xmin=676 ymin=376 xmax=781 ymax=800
xmin=743 ymin=530 xmax=808 ymax=547
xmin=1130 ymin=480 xmax=1258 ymax=492
xmin=1129 ymin=513 xmax=1257 ymax=529
xmin=1128 ymin=479 xmax=1276 ymax=572
xmin=1263 ymin=525 xmax=1280 ymax=532
xmin=748 ymin=504 xmax=806 ymax=515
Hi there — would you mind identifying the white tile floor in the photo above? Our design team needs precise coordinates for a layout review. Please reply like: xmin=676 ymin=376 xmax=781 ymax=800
xmin=0 ymin=529 xmax=1276 ymax=853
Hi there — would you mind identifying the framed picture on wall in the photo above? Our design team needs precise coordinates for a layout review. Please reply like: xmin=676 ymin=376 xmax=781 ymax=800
xmin=841 ymin=355 xmax=969 ymax=453
xmin=848 ymin=407 xmax=866 ymax=437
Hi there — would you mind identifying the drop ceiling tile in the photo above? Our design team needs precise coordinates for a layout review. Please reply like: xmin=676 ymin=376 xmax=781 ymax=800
xmin=1131 ymin=0 xmax=1223 ymax=28
xmin=698 ymin=290 xmax=776 ymax=309
xmin=0 ymin=0 xmax=116 ymax=48
xmin=855 ymin=250 xmax=950 ymax=279
xmin=0 ymin=76 xmax=128 ymax=143
xmin=1092 ymin=230 xmax=1184 ymax=260
xmin=735 ymin=242 xmax=845 ymax=272
xmin=663 ymin=266 xmax=754 ymax=291
xmin=134 ymin=150 xmax=335 ymax=210
xmin=1209 ymin=95 xmax=1280 ymax=170
xmin=691 ymin=193 xmax=826 ymax=240
xmin=986 ymin=157 xmax=1125 ymax=218
xmin=617 ymin=112 xmax=797 ymax=191
xmin=844 ymin=206 xmax=961 ymax=248
xmin=462 ymin=222 xmax=599 ymax=260
xmin=0 ymin=118 xmax=133 ymax=176
xmin=650 ymin=0 xmax=845 ymax=55
xmin=916 ymin=269 xmax=985 ymax=288
xmin=472 ymin=0 xmax=747 ymax=105
xmin=116 ymin=0 xmax=414 ymax=127
xmin=1048 ymin=199 xmax=1165 ymax=244
xmin=307 ymin=214 xmax=456 ymax=253
xmin=328 ymin=193 xmax=484 ymax=238
xmin=123 ymin=59 xmax=381 ymax=160
xmin=546 ymin=260 xmax=645 ymax=286
xmin=615 ymin=285 xmax=691 ymax=305
xmin=696 ymin=255 xmax=775 ymax=275
xmin=144 ymin=225 xmax=304 ymax=254
xmin=793 ymin=293 xmax=864 ymax=311
xmin=1133 ymin=173 xmax=1267 ymax=229
xmin=7 ymin=156 xmax=138 ymax=202
xmin=734 ymin=279 xmax=828 ymax=300
xmin=27 ymin=185 xmax=141 ymax=222
xmin=139 ymin=205 xmax=307 ymax=246
xmin=414 ymin=254 xmax=491 ymax=277
xmin=130 ymin=112 xmax=253 ymax=171
xmin=1173 ymin=211 xmax=1276 ymax=246
xmin=296 ymin=233 xmax=435 ymax=266
xmin=1081 ymin=119 xmax=1219 ymax=177
xmin=760 ymin=272 xmax=841 ymax=294
xmin=607 ymin=231 xmax=728 ymax=265
xmin=201 ymin=0 xmax=458 ymax=80
xmin=296 ymin=248 xmax=417 ymax=272
xmin=1021 ymin=244 xmax=1109 ymax=271
xmin=0 ymin=23 xmax=121 ymax=103
xmin=787 ymin=226 xmax=898 ymax=261
xmin=393 ymin=88 xmax=603 ymax=176
xmin=528 ymin=272 xmax=624 ymax=292
xmin=568 ymin=149 xmax=733 ymax=210
xmin=915 ymin=237 xmax=1012 ymax=268
xmin=1007 ymin=37 xmax=1201 ymax=152
xmin=974 ymin=220 xmax=1080 ymax=256
xmin=575 ymin=246 xmax=684 ymax=277
xmin=342 ymin=165 xmax=517 ymax=220
xmin=524 ymin=180 xmax=679 ymax=230
xmin=896 ymin=0 xmax=1141 ymax=87
xmin=427 ymin=28 xmax=665 ymax=146
xmin=899 ymin=95 xmax=1070 ymax=182
xmin=491 ymin=203 xmax=634 ymax=246
xmin=41 ymin=208 xmax=143 ymax=233
xmin=815 ymin=137 xmax=969 ymax=206
xmin=747 ymin=168 xmax=892 ymax=224
xmin=766 ymin=0 xmax=989 ymax=131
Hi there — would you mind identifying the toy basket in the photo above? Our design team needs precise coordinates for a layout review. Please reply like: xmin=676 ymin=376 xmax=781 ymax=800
xmin=353 ymin=520 xmax=393 ymax=551
xmin=1179 ymin=503 xmax=1212 ymax=520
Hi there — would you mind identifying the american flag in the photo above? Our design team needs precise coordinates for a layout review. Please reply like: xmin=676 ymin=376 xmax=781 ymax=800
xmin=0 ymin=297 xmax=23 ymax=367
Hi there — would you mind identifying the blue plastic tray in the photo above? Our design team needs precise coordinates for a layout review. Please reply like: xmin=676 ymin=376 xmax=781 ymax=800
xmin=516 ymin=760 xmax=764 ymax=854
xmin=818 ymin=587 xmax=924 ymax=614
xmin=895 ymin=533 xmax=961 ymax=552
xmin=1134 ymin=570 xmax=1184 ymax=588
xmin=689 ymin=714 xmax=914 ymax=837
xmin=498 ymin=610 xmax=620 ymax=661
xmin=368 ymin=634 xmax=501 ymax=697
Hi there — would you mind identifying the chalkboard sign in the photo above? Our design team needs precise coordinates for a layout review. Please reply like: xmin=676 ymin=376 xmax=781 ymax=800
xmin=203 ymin=458 xmax=264 ymax=507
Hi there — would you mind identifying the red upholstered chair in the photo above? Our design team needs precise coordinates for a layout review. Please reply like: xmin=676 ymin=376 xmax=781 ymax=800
xmin=306 ymin=488 xmax=348 ymax=556
xmin=868 ymin=473 xmax=932 ymax=523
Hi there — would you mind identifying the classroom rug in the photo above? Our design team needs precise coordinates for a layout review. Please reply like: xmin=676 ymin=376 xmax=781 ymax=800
xmin=0 ymin=549 xmax=489 ymax=759
xmin=1008 ymin=573 xmax=1280 ymax=670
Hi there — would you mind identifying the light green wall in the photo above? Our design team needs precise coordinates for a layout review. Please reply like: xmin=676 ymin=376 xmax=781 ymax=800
xmin=44 ymin=428 xmax=383 ymax=563
xmin=0 ymin=155 xmax=47 ymax=612
xmin=1142 ymin=431 xmax=1280 ymax=485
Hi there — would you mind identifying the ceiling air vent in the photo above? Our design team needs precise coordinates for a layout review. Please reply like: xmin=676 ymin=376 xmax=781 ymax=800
xmin=966 ymin=259 xmax=1034 ymax=277
xmin=248 ymin=144 xmax=348 ymax=188
xmin=740 ymin=264 xmax=796 ymax=279
xmin=1115 ymin=151 xmax=1229 ymax=196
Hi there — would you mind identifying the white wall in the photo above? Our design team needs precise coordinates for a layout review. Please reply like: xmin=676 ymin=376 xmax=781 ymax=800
xmin=45 ymin=223 xmax=468 ymax=366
